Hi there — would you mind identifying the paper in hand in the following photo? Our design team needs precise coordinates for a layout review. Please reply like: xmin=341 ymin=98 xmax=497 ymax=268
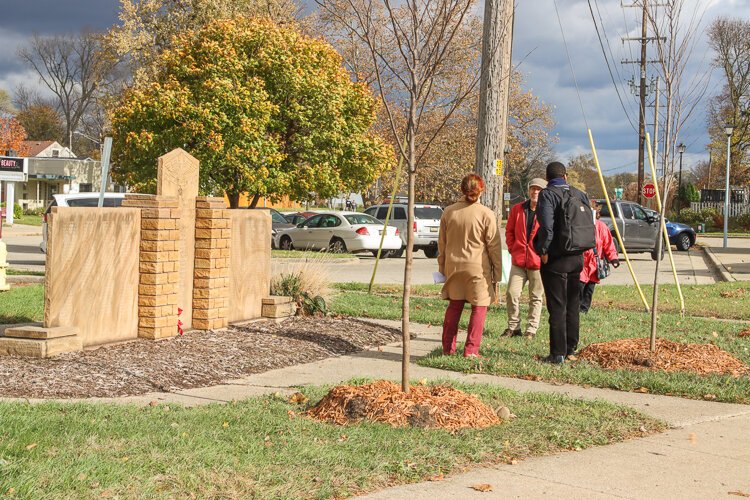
xmin=433 ymin=272 xmax=446 ymax=284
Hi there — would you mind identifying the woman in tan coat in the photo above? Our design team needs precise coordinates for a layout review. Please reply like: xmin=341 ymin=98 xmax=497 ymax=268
xmin=438 ymin=173 xmax=502 ymax=357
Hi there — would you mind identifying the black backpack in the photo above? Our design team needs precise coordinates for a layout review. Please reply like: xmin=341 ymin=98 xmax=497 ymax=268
xmin=551 ymin=186 xmax=596 ymax=255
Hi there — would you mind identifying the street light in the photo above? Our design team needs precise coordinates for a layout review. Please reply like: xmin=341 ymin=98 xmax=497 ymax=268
xmin=677 ymin=143 xmax=685 ymax=216
xmin=723 ymin=124 xmax=734 ymax=249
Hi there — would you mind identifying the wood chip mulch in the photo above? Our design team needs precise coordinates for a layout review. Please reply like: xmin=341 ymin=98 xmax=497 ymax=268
xmin=578 ymin=338 xmax=749 ymax=376
xmin=307 ymin=380 xmax=501 ymax=431
xmin=0 ymin=318 xmax=402 ymax=399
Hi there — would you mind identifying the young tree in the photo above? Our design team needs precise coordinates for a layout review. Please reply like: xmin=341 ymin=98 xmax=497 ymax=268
xmin=0 ymin=89 xmax=13 ymax=116
xmin=316 ymin=0 xmax=481 ymax=392
xmin=14 ymin=104 xmax=65 ymax=143
xmin=110 ymin=18 xmax=392 ymax=207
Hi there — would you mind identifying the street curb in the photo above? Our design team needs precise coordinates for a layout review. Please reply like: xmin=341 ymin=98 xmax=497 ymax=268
xmin=6 ymin=276 xmax=45 ymax=284
xmin=271 ymin=257 xmax=361 ymax=265
xmin=701 ymin=246 xmax=734 ymax=282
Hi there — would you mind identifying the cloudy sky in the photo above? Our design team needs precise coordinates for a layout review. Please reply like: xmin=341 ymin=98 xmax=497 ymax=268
xmin=1 ymin=0 xmax=748 ymax=176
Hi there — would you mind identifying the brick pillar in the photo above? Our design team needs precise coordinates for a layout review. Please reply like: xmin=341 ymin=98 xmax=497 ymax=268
xmin=122 ymin=195 xmax=181 ymax=340
xmin=192 ymin=197 xmax=231 ymax=330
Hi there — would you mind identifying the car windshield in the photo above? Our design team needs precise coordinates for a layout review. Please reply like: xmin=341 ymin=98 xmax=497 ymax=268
xmin=345 ymin=214 xmax=382 ymax=225
xmin=270 ymin=210 xmax=287 ymax=224
xmin=414 ymin=207 xmax=443 ymax=219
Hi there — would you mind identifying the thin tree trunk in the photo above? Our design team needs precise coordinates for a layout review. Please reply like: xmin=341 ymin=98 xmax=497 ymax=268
xmin=249 ymin=193 xmax=261 ymax=208
xmin=401 ymin=120 xmax=416 ymax=394
xmin=227 ymin=192 xmax=240 ymax=209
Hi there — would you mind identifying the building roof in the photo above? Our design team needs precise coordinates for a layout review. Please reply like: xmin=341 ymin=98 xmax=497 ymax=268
xmin=22 ymin=140 xmax=56 ymax=157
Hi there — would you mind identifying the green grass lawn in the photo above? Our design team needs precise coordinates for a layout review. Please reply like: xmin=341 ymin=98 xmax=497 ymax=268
xmin=5 ymin=269 xmax=45 ymax=277
xmin=1 ymin=214 xmax=43 ymax=227
xmin=0 ymin=285 xmax=44 ymax=324
xmin=0 ymin=382 xmax=662 ymax=498
xmin=272 ymin=249 xmax=356 ymax=259
xmin=331 ymin=286 xmax=750 ymax=404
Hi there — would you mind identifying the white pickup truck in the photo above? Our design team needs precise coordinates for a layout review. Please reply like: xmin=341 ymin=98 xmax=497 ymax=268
xmin=596 ymin=200 xmax=664 ymax=260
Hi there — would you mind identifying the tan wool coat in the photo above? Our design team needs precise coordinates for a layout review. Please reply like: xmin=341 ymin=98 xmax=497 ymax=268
xmin=438 ymin=200 xmax=503 ymax=306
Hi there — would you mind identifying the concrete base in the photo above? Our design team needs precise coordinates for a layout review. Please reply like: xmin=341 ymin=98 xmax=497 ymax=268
xmin=261 ymin=296 xmax=296 ymax=319
xmin=0 ymin=326 xmax=82 ymax=357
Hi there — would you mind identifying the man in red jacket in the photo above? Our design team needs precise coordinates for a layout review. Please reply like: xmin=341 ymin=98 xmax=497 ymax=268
xmin=502 ymin=178 xmax=547 ymax=337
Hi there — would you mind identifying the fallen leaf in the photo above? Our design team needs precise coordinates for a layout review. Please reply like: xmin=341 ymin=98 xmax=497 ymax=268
xmin=90 ymin=481 xmax=100 ymax=489
xmin=5 ymin=488 xmax=14 ymax=496
xmin=222 ymin=422 xmax=230 ymax=428
xmin=289 ymin=392 xmax=309 ymax=404
xmin=149 ymin=400 xmax=158 ymax=407
xmin=728 ymin=491 xmax=750 ymax=497
xmin=287 ymin=410 xmax=296 ymax=419
xmin=338 ymin=434 xmax=349 ymax=443
xmin=634 ymin=387 xmax=649 ymax=393
xmin=688 ymin=433 xmax=697 ymax=444
xmin=508 ymin=459 xmax=518 ymax=465
xmin=418 ymin=378 xmax=428 ymax=386
xmin=471 ymin=483 xmax=494 ymax=492
xmin=100 ymin=490 xmax=113 ymax=498
xmin=639 ymin=425 xmax=648 ymax=433
xmin=704 ymin=394 xmax=717 ymax=400
xmin=429 ymin=474 xmax=444 ymax=482
xmin=712 ymin=332 xmax=719 ymax=338
xmin=121 ymin=456 xmax=130 ymax=462
xmin=496 ymin=406 xmax=511 ymax=420
xmin=25 ymin=443 xmax=37 ymax=451
xmin=77 ymin=473 xmax=88 ymax=481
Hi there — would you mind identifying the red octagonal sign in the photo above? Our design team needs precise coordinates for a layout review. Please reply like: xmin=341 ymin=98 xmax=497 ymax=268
xmin=642 ymin=183 xmax=656 ymax=199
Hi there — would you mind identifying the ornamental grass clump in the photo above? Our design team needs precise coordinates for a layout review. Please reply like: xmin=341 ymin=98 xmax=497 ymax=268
xmin=271 ymin=256 xmax=332 ymax=316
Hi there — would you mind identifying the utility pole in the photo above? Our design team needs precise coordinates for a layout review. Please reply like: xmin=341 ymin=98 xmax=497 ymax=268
xmin=652 ymin=76 xmax=660 ymax=176
xmin=637 ymin=2 xmax=647 ymax=205
xmin=475 ymin=0 xmax=514 ymax=221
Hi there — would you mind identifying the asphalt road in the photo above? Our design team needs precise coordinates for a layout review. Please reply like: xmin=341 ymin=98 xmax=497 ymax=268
xmin=6 ymin=233 xmax=718 ymax=286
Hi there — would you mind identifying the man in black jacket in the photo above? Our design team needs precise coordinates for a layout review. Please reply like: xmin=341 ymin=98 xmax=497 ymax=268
xmin=533 ymin=162 xmax=591 ymax=364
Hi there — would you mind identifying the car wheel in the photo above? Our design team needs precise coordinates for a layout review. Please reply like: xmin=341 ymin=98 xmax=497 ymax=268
xmin=424 ymin=247 xmax=439 ymax=258
xmin=611 ymin=232 xmax=622 ymax=254
xmin=280 ymin=236 xmax=294 ymax=251
xmin=329 ymin=238 xmax=347 ymax=253
xmin=676 ymin=232 xmax=692 ymax=251
xmin=371 ymin=249 xmax=392 ymax=258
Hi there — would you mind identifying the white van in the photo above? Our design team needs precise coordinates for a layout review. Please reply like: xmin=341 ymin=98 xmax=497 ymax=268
xmin=364 ymin=203 xmax=443 ymax=258
xmin=40 ymin=193 xmax=130 ymax=253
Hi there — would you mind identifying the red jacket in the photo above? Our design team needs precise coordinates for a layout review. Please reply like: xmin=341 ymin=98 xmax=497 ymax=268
xmin=580 ymin=220 xmax=619 ymax=284
xmin=506 ymin=201 xmax=541 ymax=270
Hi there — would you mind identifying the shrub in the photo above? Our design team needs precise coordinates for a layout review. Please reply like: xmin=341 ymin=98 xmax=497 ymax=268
xmin=730 ymin=213 xmax=750 ymax=231
xmin=702 ymin=208 xmax=723 ymax=229
xmin=270 ymin=257 xmax=332 ymax=316
xmin=24 ymin=207 xmax=45 ymax=216
xmin=13 ymin=203 xmax=23 ymax=220
xmin=677 ymin=208 xmax=702 ymax=225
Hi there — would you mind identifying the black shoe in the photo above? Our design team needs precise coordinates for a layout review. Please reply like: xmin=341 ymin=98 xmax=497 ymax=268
xmin=502 ymin=328 xmax=522 ymax=337
xmin=540 ymin=354 xmax=565 ymax=364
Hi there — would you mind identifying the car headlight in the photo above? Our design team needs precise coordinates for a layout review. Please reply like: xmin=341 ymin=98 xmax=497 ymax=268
xmin=272 ymin=229 xmax=277 ymax=236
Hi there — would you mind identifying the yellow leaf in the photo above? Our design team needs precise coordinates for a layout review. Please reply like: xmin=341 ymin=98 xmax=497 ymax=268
xmin=289 ymin=392 xmax=309 ymax=404
xmin=418 ymin=378 xmax=428 ymax=386
xmin=222 ymin=422 xmax=230 ymax=428
xmin=471 ymin=484 xmax=493 ymax=492
xmin=25 ymin=443 xmax=37 ymax=451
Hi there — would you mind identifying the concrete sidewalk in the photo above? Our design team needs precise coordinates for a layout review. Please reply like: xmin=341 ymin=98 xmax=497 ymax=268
xmin=9 ymin=319 xmax=749 ymax=499
xmin=701 ymin=236 xmax=750 ymax=281
xmin=1 ymin=223 xmax=42 ymax=237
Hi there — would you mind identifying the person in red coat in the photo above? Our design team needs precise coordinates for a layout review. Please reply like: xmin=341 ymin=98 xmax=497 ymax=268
xmin=579 ymin=202 xmax=620 ymax=313
xmin=503 ymin=178 xmax=547 ymax=337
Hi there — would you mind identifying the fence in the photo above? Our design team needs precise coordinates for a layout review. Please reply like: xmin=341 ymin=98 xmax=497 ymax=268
xmin=689 ymin=202 xmax=750 ymax=217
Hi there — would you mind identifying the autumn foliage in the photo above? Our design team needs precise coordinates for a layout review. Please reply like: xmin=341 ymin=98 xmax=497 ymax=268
xmin=0 ymin=118 xmax=30 ymax=157
xmin=110 ymin=18 xmax=393 ymax=206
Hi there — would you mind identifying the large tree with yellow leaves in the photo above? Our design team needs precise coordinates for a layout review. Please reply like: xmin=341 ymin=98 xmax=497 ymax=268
xmin=110 ymin=18 xmax=393 ymax=207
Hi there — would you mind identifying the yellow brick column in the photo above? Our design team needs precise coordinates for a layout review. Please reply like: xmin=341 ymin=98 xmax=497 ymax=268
xmin=122 ymin=194 xmax=181 ymax=339
xmin=192 ymin=197 xmax=230 ymax=330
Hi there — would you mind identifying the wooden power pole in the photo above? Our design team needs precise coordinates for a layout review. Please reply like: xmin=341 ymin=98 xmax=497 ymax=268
xmin=475 ymin=0 xmax=514 ymax=219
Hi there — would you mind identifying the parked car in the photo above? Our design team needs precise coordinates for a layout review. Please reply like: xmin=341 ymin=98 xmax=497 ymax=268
xmin=250 ymin=208 xmax=295 ymax=248
xmin=364 ymin=203 xmax=443 ymax=258
xmin=596 ymin=200 xmax=663 ymax=260
xmin=40 ymin=192 xmax=132 ymax=253
xmin=283 ymin=211 xmax=317 ymax=225
xmin=643 ymin=208 xmax=697 ymax=251
xmin=275 ymin=212 xmax=402 ymax=254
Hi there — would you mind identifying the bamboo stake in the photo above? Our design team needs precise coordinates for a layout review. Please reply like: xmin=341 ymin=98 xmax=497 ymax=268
xmin=645 ymin=132 xmax=685 ymax=317
xmin=588 ymin=129 xmax=650 ymax=312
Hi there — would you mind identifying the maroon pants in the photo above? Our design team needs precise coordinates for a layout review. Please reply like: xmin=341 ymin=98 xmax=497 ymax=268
xmin=442 ymin=300 xmax=488 ymax=356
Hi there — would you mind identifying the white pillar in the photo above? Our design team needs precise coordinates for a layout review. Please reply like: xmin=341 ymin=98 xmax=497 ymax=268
xmin=5 ymin=182 xmax=14 ymax=226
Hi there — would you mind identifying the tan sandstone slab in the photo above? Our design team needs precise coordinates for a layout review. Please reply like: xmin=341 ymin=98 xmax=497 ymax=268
xmin=228 ymin=210 xmax=271 ymax=322
xmin=0 ymin=334 xmax=82 ymax=358
xmin=157 ymin=149 xmax=200 ymax=329
xmin=3 ymin=326 xmax=78 ymax=340
xmin=45 ymin=208 xmax=141 ymax=347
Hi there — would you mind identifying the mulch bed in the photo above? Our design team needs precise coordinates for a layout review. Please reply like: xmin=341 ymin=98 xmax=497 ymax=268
xmin=0 ymin=318 xmax=401 ymax=399
xmin=579 ymin=338 xmax=749 ymax=376
xmin=307 ymin=380 xmax=502 ymax=431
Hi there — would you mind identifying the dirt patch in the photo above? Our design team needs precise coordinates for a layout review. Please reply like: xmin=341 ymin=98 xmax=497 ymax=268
xmin=579 ymin=338 xmax=749 ymax=376
xmin=0 ymin=318 xmax=401 ymax=399
xmin=308 ymin=380 xmax=501 ymax=431
xmin=739 ymin=328 xmax=750 ymax=338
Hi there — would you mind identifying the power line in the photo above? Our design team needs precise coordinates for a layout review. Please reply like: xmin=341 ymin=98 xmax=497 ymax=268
xmin=586 ymin=0 xmax=638 ymax=132
xmin=552 ymin=0 xmax=589 ymax=131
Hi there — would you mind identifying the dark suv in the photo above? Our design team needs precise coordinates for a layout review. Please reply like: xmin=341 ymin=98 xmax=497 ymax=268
xmin=597 ymin=200 xmax=663 ymax=260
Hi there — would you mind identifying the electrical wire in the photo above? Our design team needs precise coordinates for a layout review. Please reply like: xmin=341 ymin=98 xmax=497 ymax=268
xmin=551 ymin=0 xmax=589 ymax=131
xmin=585 ymin=0 xmax=638 ymax=132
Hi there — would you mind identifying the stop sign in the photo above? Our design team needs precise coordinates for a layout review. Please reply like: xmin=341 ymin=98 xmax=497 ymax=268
xmin=642 ymin=183 xmax=656 ymax=199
